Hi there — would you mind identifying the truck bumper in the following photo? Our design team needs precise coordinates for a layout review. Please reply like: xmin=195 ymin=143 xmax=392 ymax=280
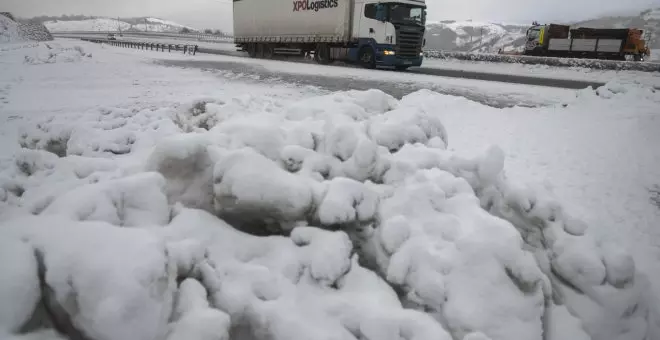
xmin=378 ymin=55 xmax=423 ymax=67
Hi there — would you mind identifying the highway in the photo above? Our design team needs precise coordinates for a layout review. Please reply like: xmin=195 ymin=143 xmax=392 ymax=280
xmin=188 ymin=45 xmax=607 ymax=90
xmin=63 ymin=33 xmax=609 ymax=91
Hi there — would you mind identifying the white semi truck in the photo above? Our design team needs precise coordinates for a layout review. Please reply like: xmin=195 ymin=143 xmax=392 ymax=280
xmin=233 ymin=0 xmax=427 ymax=69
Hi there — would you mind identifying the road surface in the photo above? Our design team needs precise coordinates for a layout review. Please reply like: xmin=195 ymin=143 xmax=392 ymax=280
xmin=59 ymin=34 xmax=606 ymax=90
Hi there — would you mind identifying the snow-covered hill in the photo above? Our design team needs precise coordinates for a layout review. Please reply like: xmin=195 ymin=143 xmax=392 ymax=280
xmin=424 ymin=20 xmax=528 ymax=53
xmin=426 ymin=7 xmax=660 ymax=53
xmin=574 ymin=8 xmax=660 ymax=49
xmin=44 ymin=17 xmax=198 ymax=33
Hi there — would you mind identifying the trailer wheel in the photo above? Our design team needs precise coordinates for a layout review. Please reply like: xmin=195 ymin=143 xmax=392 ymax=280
xmin=262 ymin=44 xmax=274 ymax=59
xmin=247 ymin=44 xmax=257 ymax=58
xmin=358 ymin=46 xmax=376 ymax=69
xmin=314 ymin=44 xmax=332 ymax=65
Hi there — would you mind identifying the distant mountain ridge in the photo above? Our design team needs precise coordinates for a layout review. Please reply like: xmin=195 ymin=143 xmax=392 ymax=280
xmin=424 ymin=7 xmax=660 ymax=53
xmin=30 ymin=16 xmax=199 ymax=33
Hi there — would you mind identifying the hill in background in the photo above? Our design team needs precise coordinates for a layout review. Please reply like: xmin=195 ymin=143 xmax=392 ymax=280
xmin=24 ymin=15 xmax=200 ymax=34
xmin=17 ymin=8 xmax=660 ymax=53
xmin=424 ymin=8 xmax=660 ymax=53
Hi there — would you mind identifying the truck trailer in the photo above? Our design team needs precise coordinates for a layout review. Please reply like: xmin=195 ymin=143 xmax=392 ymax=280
xmin=232 ymin=0 xmax=427 ymax=69
xmin=523 ymin=23 xmax=650 ymax=61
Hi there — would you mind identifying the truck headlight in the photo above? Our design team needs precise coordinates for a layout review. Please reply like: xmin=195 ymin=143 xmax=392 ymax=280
xmin=419 ymin=52 xmax=424 ymax=56
xmin=383 ymin=50 xmax=395 ymax=56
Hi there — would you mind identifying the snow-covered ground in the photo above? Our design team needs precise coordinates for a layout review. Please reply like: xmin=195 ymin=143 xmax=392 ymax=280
xmin=423 ymin=58 xmax=660 ymax=88
xmin=1 ymin=40 xmax=659 ymax=340
xmin=651 ymin=49 xmax=660 ymax=62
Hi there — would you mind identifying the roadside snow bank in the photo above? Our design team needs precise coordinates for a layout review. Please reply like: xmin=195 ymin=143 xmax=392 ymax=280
xmin=0 ymin=80 xmax=658 ymax=340
xmin=23 ymin=44 xmax=92 ymax=65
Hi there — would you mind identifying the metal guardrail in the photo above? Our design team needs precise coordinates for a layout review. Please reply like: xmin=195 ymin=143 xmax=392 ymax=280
xmin=80 ymin=37 xmax=201 ymax=55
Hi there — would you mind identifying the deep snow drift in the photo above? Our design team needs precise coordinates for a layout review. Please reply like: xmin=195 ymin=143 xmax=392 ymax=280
xmin=0 ymin=41 xmax=659 ymax=340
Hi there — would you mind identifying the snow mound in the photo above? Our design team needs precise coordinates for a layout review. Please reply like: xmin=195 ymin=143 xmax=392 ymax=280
xmin=23 ymin=44 xmax=92 ymax=64
xmin=0 ymin=13 xmax=22 ymax=43
xmin=1 ymin=84 xmax=658 ymax=340
xmin=0 ymin=13 xmax=53 ymax=43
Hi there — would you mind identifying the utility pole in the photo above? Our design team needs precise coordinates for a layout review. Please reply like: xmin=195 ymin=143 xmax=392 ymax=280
xmin=144 ymin=18 xmax=148 ymax=32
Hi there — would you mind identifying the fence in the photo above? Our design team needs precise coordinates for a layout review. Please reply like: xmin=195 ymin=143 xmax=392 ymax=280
xmin=81 ymin=37 xmax=200 ymax=55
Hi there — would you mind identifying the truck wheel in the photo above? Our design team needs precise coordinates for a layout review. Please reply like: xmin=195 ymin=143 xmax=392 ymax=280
xmin=314 ymin=44 xmax=332 ymax=65
xmin=395 ymin=66 xmax=409 ymax=71
xmin=263 ymin=44 xmax=274 ymax=59
xmin=247 ymin=44 xmax=257 ymax=58
xmin=358 ymin=47 xmax=376 ymax=69
xmin=255 ymin=44 xmax=265 ymax=58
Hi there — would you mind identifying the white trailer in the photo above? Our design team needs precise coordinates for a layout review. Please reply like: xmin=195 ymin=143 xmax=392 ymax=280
xmin=233 ymin=0 xmax=427 ymax=69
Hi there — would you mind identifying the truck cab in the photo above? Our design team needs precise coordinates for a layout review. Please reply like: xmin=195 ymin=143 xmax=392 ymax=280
xmin=524 ymin=24 xmax=544 ymax=54
xmin=350 ymin=0 xmax=426 ymax=69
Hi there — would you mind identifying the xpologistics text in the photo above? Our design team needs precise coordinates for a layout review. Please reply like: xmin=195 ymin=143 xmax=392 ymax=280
xmin=293 ymin=0 xmax=338 ymax=12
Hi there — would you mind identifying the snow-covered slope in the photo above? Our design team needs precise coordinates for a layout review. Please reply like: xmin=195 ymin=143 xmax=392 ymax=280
xmin=574 ymin=8 xmax=660 ymax=49
xmin=0 ymin=13 xmax=22 ymax=43
xmin=425 ymin=21 xmax=528 ymax=53
xmin=44 ymin=17 xmax=198 ymax=33
xmin=426 ymin=7 xmax=660 ymax=53
xmin=1 ymin=13 xmax=53 ymax=43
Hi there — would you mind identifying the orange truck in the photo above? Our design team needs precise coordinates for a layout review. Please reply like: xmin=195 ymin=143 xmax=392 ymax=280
xmin=523 ymin=23 xmax=650 ymax=61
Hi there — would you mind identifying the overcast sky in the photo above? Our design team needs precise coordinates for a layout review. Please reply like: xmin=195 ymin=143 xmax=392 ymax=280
xmin=5 ymin=0 xmax=660 ymax=32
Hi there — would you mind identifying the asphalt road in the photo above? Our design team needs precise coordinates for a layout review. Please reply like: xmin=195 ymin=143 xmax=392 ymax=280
xmin=158 ymin=59 xmax=568 ymax=109
xmin=60 ymin=34 xmax=606 ymax=90
xmin=196 ymin=46 xmax=607 ymax=90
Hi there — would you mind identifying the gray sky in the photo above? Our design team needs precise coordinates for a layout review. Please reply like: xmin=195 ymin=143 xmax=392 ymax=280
xmin=5 ymin=0 xmax=660 ymax=32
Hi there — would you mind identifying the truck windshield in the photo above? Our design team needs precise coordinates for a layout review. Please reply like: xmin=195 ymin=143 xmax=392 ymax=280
xmin=527 ymin=28 xmax=540 ymax=40
xmin=388 ymin=4 xmax=425 ymax=26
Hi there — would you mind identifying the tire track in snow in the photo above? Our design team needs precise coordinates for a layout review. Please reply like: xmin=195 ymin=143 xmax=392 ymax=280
xmin=157 ymin=59 xmax=563 ymax=109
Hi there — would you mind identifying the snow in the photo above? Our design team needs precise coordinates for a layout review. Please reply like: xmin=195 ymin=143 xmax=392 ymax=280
xmin=0 ymin=14 xmax=22 ymax=43
xmin=425 ymin=21 xmax=528 ymax=53
xmin=0 ymin=39 xmax=659 ymax=340
xmin=642 ymin=8 xmax=660 ymax=20
xmin=44 ymin=17 xmax=197 ymax=33
xmin=151 ymin=46 xmax=578 ymax=108
xmin=44 ymin=18 xmax=132 ymax=33
xmin=422 ymin=58 xmax=660 ymax=88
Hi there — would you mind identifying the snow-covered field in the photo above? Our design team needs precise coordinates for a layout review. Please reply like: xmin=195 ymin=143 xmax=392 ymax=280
xmin=1 ymin=40 xmax=659 ymax=340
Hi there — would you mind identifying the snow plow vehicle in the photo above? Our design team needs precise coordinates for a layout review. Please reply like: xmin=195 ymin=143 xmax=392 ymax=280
xmin=524 ymin=22 xmax=650 ymax=61
xmin=232 ymin=0 xmax=427 ymax=69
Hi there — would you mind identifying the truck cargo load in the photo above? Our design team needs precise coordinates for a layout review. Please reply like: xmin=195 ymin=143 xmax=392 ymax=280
xmin=233 ymin=0 xmax=427 ymax=69
xmin=570 ymin=28 xmax=630 ymax=40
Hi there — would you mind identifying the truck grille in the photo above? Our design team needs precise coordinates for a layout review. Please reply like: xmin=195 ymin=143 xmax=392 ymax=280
xmin=396 ymin=27 xmax=424 ymax=58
